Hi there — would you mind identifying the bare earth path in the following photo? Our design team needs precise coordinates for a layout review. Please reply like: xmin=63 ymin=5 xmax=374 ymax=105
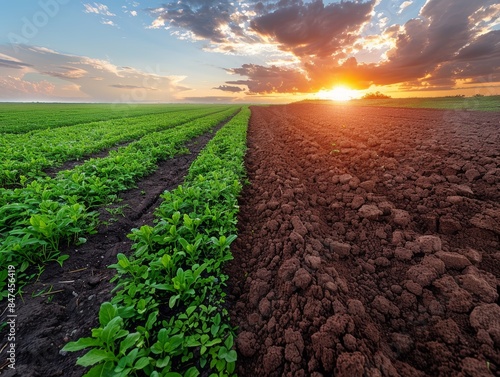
xmin=227 ymin=104 xmax=500 ymax=377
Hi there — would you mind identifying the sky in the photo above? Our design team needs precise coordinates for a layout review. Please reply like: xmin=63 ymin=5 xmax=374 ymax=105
xmin=0 ymin=0 xmax=499 ymax=103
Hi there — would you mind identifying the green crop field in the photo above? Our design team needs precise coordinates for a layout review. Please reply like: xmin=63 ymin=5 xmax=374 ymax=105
xmin=0 ymin=103 xmax=249 ymax=376
xmin=0 ymin=105 xmax=235 ymax=187
xmin=1 ymin=103 xmax=249 ymax=375
xmin=0 ymin=104 xmax=241 ymax=284
xmin=0 ymin=103 xmax=219 ymax=134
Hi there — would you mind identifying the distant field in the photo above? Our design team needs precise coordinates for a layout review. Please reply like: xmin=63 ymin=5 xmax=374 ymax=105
xmin=0 ymin=103 xmax=217 ymax=133
xmin=352 ymin=95 xmax=500 ymax=111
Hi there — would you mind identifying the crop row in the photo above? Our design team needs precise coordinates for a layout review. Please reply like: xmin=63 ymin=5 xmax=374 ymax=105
xmin=63 ymin=107 xmax=251 ymax=377
xmin=0 ymin=105 xmax=235 ymax=187
xmin=0 ymin=103 xmax=209 ymax=134
xmin=0 ymin=107 xmax=240 ymax=299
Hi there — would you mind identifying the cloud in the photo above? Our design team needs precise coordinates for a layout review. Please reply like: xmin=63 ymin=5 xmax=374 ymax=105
xmin=43 ymin=66 xmax=87 ymax=79
xmin=148 ymin=1 xmax=375 ymax=57
xmin=249 ymin=0 xmax=375 ymax=58
xmin=110 ymin=84 xmax=158 ymax=90
xmin=213 ymin=85 xmax=245 ymax=92
xmin=398 ymin=1 xmax=413 ymax=14
xmin=226 ymin=64 xmax=311 ymax=94
xmin=148 ymin=1 xmax=236 ymax=42
xmin=0 ymin=76 xmax=56 ymax=100
xmin=101 ymin=19 xmax=118 ymax=27
xmin=361 ymin=0 xmax=500 ymax=87
xmin=0 ymin=57 xmax=32 ymax=70
xmin=0 ymin=45 xmax=191 ymax=102
xmin=83 ymin=3 xmax=116 ymax=16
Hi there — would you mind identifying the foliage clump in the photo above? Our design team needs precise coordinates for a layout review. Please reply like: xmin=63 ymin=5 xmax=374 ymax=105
xmin=362 ymin=91 xmax=391 ymax=99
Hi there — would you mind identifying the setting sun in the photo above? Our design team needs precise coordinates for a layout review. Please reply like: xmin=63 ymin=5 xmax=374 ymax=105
xmin=320 ymin=86 xmax=358 ymax=101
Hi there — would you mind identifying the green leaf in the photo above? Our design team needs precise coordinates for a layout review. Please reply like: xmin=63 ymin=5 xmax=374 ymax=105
xmin=210 ymin=325 xmax=220 ymax=337
xmin=156 ymin=356 xmax=171 ymax=368
xmin=145 ymin=310 xmax=158 ymax=330
xmin=178 ymin=237 xmax=189 ymax=250
xmin=82 ymin=361 xmax=115 ymax=377
xmin=99 ymin=302 xmax=118 ymax=326
xmin=224 ymin=334 xmax=234 ymax=349
xmin=205 ymin=338 xmax=222 ymax=347
xmin=157 ymin=328 xmax=168 ymax=344
xmin=184 ymin=366 xmax=200 ymax=377
xmin=119 ymin=333 xmax=140 ymax=355
xmin=226 ymin=234 xmax=237 ymax=245
xmin=161 ymin=254 xmax=172 ymax=268
xmin=185 ymin=337 xmax=201 ymax=348
xmin=136 ymin=245 xmax=148 ymax=256
xmin=77 ymin=349 xmax=115 ymax=367
xmin=134 ymin=356 xmax=150 ymax=370
xmin=216 ymin=359 xmax=225 ymax=372
xmin=20 ymin=261 xmax=29 ymax=272
xmin=169 ymin=295 xmax=179 ymax=309
xmin=151 ymin=343 xmax=163 ymax=355
xmin=151 ymin=283 xmax=172 ymax=291
xmin=227 ymin=360 xmax=236 ymax=374
xmin=62 ymin=337 xmax=100 ymax=352
xmin=165 ymin=335 xmax=184 ymax=353
xmin=186 ymin=305 xmax=197 ymax=316
xmin=117 ymin=306 xmax=135 ymax=319
xmin=101 ymin=316 xmax=123 ymax=346
xmin=117 ymin=253 xmax=130 ymax=268
xmin=57 ymin=254 xmax=70 ymax=265
xmin=222 ymin=349 xmax=237 ymax=363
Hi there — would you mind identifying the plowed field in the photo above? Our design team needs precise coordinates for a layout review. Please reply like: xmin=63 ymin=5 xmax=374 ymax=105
xmin=227 ymin=103 xmax=500 ymax=377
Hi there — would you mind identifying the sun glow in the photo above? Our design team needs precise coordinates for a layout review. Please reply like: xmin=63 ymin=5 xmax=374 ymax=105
xmin=319 ymin=86 xmax=358 ymax=101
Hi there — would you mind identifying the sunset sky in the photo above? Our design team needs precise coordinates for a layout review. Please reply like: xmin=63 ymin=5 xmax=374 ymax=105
xmin=1 ymin=0 xmax=499 ymax=103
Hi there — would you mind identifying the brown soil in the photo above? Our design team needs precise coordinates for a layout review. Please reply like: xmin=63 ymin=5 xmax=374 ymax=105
xmin=0 ymin=125 xmax=223 ymax=377
xmin=227 ymin=104 xmax=500 ymax=377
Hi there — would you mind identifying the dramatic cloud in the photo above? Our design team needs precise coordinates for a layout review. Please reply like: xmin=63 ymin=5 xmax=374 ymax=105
xmin=0 ymin=45 xmax=191 ymax=102
xmin=362 ymin=0 xmax=500 ymax=87
xmin=249 ymin=0 xmax=375 ymax=58
xmin=218 ymin=0 xmax=500 ymax=94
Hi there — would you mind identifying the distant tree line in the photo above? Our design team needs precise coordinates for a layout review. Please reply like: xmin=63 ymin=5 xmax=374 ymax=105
xmin=361 ymin=91 xmax=392 ymax=99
